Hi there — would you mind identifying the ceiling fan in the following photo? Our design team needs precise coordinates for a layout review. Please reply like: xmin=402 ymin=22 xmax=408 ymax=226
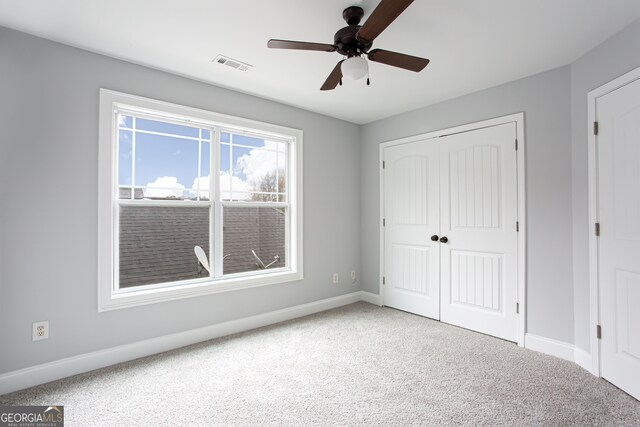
xmin=267 ymin=0 xmax=429 ymax=91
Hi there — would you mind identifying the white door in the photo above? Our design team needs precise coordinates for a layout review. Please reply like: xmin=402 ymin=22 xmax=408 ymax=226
xmin=597 ymin=77 xmax=640 ymax=400
xmin=439 ymin=123 xmax=518 ymax=342
xmin=383 ymin=139 xmax=441 ymax=319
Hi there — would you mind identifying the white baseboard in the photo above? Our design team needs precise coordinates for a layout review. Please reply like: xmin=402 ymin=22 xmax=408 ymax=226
xmin=573 ymin=347 xmax=594 ymax=373
xmin=1 ymin=295 xmax=596 ymax=396
xmin=525 ymin=333 xmax=598 ymax=376
xmin=524 ymin=333 xmax=575 ymax=362
xmin=0 ymin=291 xmax=372 ymax=396
xmin=360 ymin=291 xmax=382 ymax=306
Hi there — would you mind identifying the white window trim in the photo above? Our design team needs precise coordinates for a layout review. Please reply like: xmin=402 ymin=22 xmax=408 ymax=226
xmin=98 ymin=89 xmax=303 ymax=311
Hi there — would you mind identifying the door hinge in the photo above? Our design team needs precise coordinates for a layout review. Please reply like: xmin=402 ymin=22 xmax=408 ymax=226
xmin=596 ymin=324 xmax=602 ymax=339
xmin=516 ymin=221 xmax=520 ymax=232
xmin=594 ymin=121 xmax=599 ymax=136
xmin=515 ymin=139 xmax=518 ymax=151
xmin=382 ymin=276 xmax=386 ymax=285
xmin=383 ymin=218 xmax=386 ymax=227
xmin=516 ymin=302 xmax=520 ymax=314
xmin=382 ymin=161 xmax=385 ymax=169
xmin=595 ymin=222 xmax=600 ymax=237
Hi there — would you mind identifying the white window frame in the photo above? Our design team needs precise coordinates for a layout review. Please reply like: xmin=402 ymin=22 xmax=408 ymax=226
xmin=98 ymin=89 xmax=303 ymax=311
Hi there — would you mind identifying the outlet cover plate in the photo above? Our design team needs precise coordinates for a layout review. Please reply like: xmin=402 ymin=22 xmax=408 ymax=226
xmin=33 ymin=320 xmax=49 ymax=341
xmin=332 ymin=273 xmax=339 ymax=285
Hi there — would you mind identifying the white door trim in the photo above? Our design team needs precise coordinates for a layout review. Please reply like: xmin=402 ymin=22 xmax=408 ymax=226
xmin=378 ymin=113 xmax=526 ymax=347
xmin=587 ymin=65 xmax=640 ymax=377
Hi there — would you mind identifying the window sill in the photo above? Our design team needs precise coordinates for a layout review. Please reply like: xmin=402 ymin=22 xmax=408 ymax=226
xmin=98 ymin=270 xmax=303 ymax=312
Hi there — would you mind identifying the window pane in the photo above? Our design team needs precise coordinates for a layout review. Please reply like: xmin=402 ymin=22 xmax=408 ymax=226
xmin=119 ymin=205 xmax=210 ymax=288
xmin=232 ymin=133 xmax=264 ymax=148
xmin=220 ymin=143 xmax=230 ymax=174
xmin=220 ymin=143 xmax=231 ymax=201
xmin=118 ymin=115 xmax=133 ymax=129
xmin=231 ymin=145 xmax=253 ymax=201
xmin=223 ymin=206 xmax=286 ymax=275
xmin=135 ymin=132 xmax=198 ymax=200
xmin=136 ymin=117 xmax=199 ymax=138
xmin=224 ymin=133 xmax=288 ymax=203
xmin=248 ymin=150 xmax=278 ymax=192
xmin=118 ymin=130 xmax=133 ymax=186
xmin=197 ymin=140 xmax=210 ymax=201
xmin=220 ymin=143 xmax=250 ymax=201
xmin=232 ymin=145 xmax=253 ymax=178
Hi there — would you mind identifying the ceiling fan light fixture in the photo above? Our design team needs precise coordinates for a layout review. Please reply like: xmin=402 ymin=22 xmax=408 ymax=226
xmin=341 ymin=56 xmax=368 ymax=80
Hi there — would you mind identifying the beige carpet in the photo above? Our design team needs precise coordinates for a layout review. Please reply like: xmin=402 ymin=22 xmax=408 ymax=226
xmin=1 ymin=302 xmax=639 ymax=426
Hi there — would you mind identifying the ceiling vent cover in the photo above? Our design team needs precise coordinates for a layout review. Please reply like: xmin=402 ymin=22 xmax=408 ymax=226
xmin=213 ymin=55 xmax=253 ymax=72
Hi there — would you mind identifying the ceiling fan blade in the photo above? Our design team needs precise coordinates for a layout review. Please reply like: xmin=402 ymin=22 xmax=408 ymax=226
xmin=267 ymin=39 xmax=337 ymax=52
xmin=356 ymin=0 xmax=414 ymax=44
xmin=320 ymin=61 xmax=344 ymax=91
xmin=368 ymin=49 xmax=430 ymax=72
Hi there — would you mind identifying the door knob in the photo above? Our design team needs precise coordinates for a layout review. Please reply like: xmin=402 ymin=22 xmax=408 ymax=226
xmin=430 ymin=235 xmax=439 ymax=242
xmin=440 ymin=236 xmax=449 ymax=243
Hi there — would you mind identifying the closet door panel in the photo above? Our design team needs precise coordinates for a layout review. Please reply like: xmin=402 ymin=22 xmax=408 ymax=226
xmin=439 ymin=123 xmax=518 ymax=342
xmin=383 ymin=139 xmax=440 ymax=319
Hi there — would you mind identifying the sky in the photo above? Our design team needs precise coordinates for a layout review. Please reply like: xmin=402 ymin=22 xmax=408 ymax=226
xmin=118 ymin=115 xmax=286 ymax=200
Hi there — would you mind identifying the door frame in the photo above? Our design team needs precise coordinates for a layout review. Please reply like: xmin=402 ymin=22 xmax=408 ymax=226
xmin=379 ymin=113 xmax=526 ymax=347
xmin=587 ymin=65 xmax=640 ymax=377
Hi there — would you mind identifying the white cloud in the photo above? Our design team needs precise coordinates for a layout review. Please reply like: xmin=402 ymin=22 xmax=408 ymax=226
xmin=220 ymin=172 xmax=251 ymax=200
xmin=190 ymin=173 xmax=250 ymax=200
xmin=145 ymin=176 xmax=185 ymax=199
xmin=236 ymin=141 xmax=285 ymax=189
xmin=191 ymin=176 xmax=210 ymax=199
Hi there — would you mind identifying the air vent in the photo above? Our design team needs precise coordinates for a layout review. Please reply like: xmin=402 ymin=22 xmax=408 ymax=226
xmin=212 ymin=55 xmax=253 ymax=72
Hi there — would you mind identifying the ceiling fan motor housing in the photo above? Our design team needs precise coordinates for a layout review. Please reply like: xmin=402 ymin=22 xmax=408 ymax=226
xmin=335 ymin=6 xmax=372 ymax=57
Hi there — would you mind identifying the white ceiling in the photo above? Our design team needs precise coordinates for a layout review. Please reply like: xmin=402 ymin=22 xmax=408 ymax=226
xmin=2 ymin=0 xmax=640 ymax=124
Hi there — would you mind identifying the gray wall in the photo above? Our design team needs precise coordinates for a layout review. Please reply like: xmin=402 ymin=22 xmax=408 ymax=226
xmin=0 ymin=27 xmax=361 ymax=374
xmin=570 ymin=18 xmax=640 ymax=352
xmin=360 ymin=67 xmax=575 ymax=343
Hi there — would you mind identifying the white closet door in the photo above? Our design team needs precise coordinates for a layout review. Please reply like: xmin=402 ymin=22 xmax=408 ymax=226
xmin=383 ymin=139 xmax=441 ymax=319
xmin=597 ymin=77 xmax=640 ymax=400
xmin=439 ymin=123 xmax=518 ymax=342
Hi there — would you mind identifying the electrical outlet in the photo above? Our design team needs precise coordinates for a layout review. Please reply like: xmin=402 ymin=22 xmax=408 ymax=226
xmin=332 ymin=273 xmax=339 ymax=285
xmin=32 ymin=320 xmax=49 ymax=341
xmin=351 ymin=270 xmax=357 ymax=283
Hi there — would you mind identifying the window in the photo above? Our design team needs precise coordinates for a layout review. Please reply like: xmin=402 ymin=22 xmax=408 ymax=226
xmin=98 ymin=90 xmax=303 ymax=311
